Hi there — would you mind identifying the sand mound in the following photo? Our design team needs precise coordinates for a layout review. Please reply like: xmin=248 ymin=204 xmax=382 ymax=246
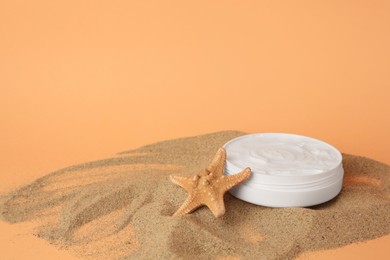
xmin=1 ymin=131 xmax=390 ymax=259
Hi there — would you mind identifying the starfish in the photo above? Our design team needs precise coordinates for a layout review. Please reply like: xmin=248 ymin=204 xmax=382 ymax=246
xmin=170 ymin=148 xmax=251 ymax=218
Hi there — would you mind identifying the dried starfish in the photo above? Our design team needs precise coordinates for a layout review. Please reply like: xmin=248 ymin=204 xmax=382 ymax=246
xmin=170 ymin=148 xmax=251 ymax=218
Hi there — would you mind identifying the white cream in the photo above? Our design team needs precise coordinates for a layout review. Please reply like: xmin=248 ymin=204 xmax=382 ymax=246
xmin=224 ymin=133 xmax=344 ymax=207
xmin=225 ymin=133 xmax=341 ymax=176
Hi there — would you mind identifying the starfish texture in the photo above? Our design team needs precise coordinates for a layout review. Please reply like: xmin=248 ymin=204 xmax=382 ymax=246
xmin=170 ymin=148 xmax=251 ymax=218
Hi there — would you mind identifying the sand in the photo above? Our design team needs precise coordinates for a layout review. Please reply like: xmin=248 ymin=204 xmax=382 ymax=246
xmin=1 ymin=131 xmax=389 ymax=259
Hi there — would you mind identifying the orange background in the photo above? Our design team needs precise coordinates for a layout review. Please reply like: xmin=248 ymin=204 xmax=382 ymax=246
xmin=1 ymin=1 xmax=389 ymax=259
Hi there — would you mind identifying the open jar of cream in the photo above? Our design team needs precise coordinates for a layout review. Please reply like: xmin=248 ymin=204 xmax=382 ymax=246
xmin=223 ymin=133 xmax=344 ymax=207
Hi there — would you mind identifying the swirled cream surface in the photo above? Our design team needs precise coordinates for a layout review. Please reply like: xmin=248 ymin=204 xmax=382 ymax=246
xmin=224 ymin=133 xmax=342 ymax=176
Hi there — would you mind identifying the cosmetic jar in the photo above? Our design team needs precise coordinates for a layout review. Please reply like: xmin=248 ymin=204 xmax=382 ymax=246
xmin=223 ymin=133 xmax=344 ymax=207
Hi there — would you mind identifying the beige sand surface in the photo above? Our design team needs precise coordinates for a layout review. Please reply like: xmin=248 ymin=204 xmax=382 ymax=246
xmin=0 ymin=221 xmax=77 ymax=259
xmin=1 ymin=131 xmax=389 ymax=259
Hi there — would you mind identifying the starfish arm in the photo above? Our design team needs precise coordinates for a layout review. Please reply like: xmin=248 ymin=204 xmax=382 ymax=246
xmin=204 ymin=197 xmax=226 ymax=218
xmin=173 ymin=195 xmax=203 ymax=217
xmin=206 ymin=148 xmax=227 ymax=177
xmin=221 ymin=167 xmax=251 ymax=193
xmin=170 ymin=175 xmax=195 ymax=193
